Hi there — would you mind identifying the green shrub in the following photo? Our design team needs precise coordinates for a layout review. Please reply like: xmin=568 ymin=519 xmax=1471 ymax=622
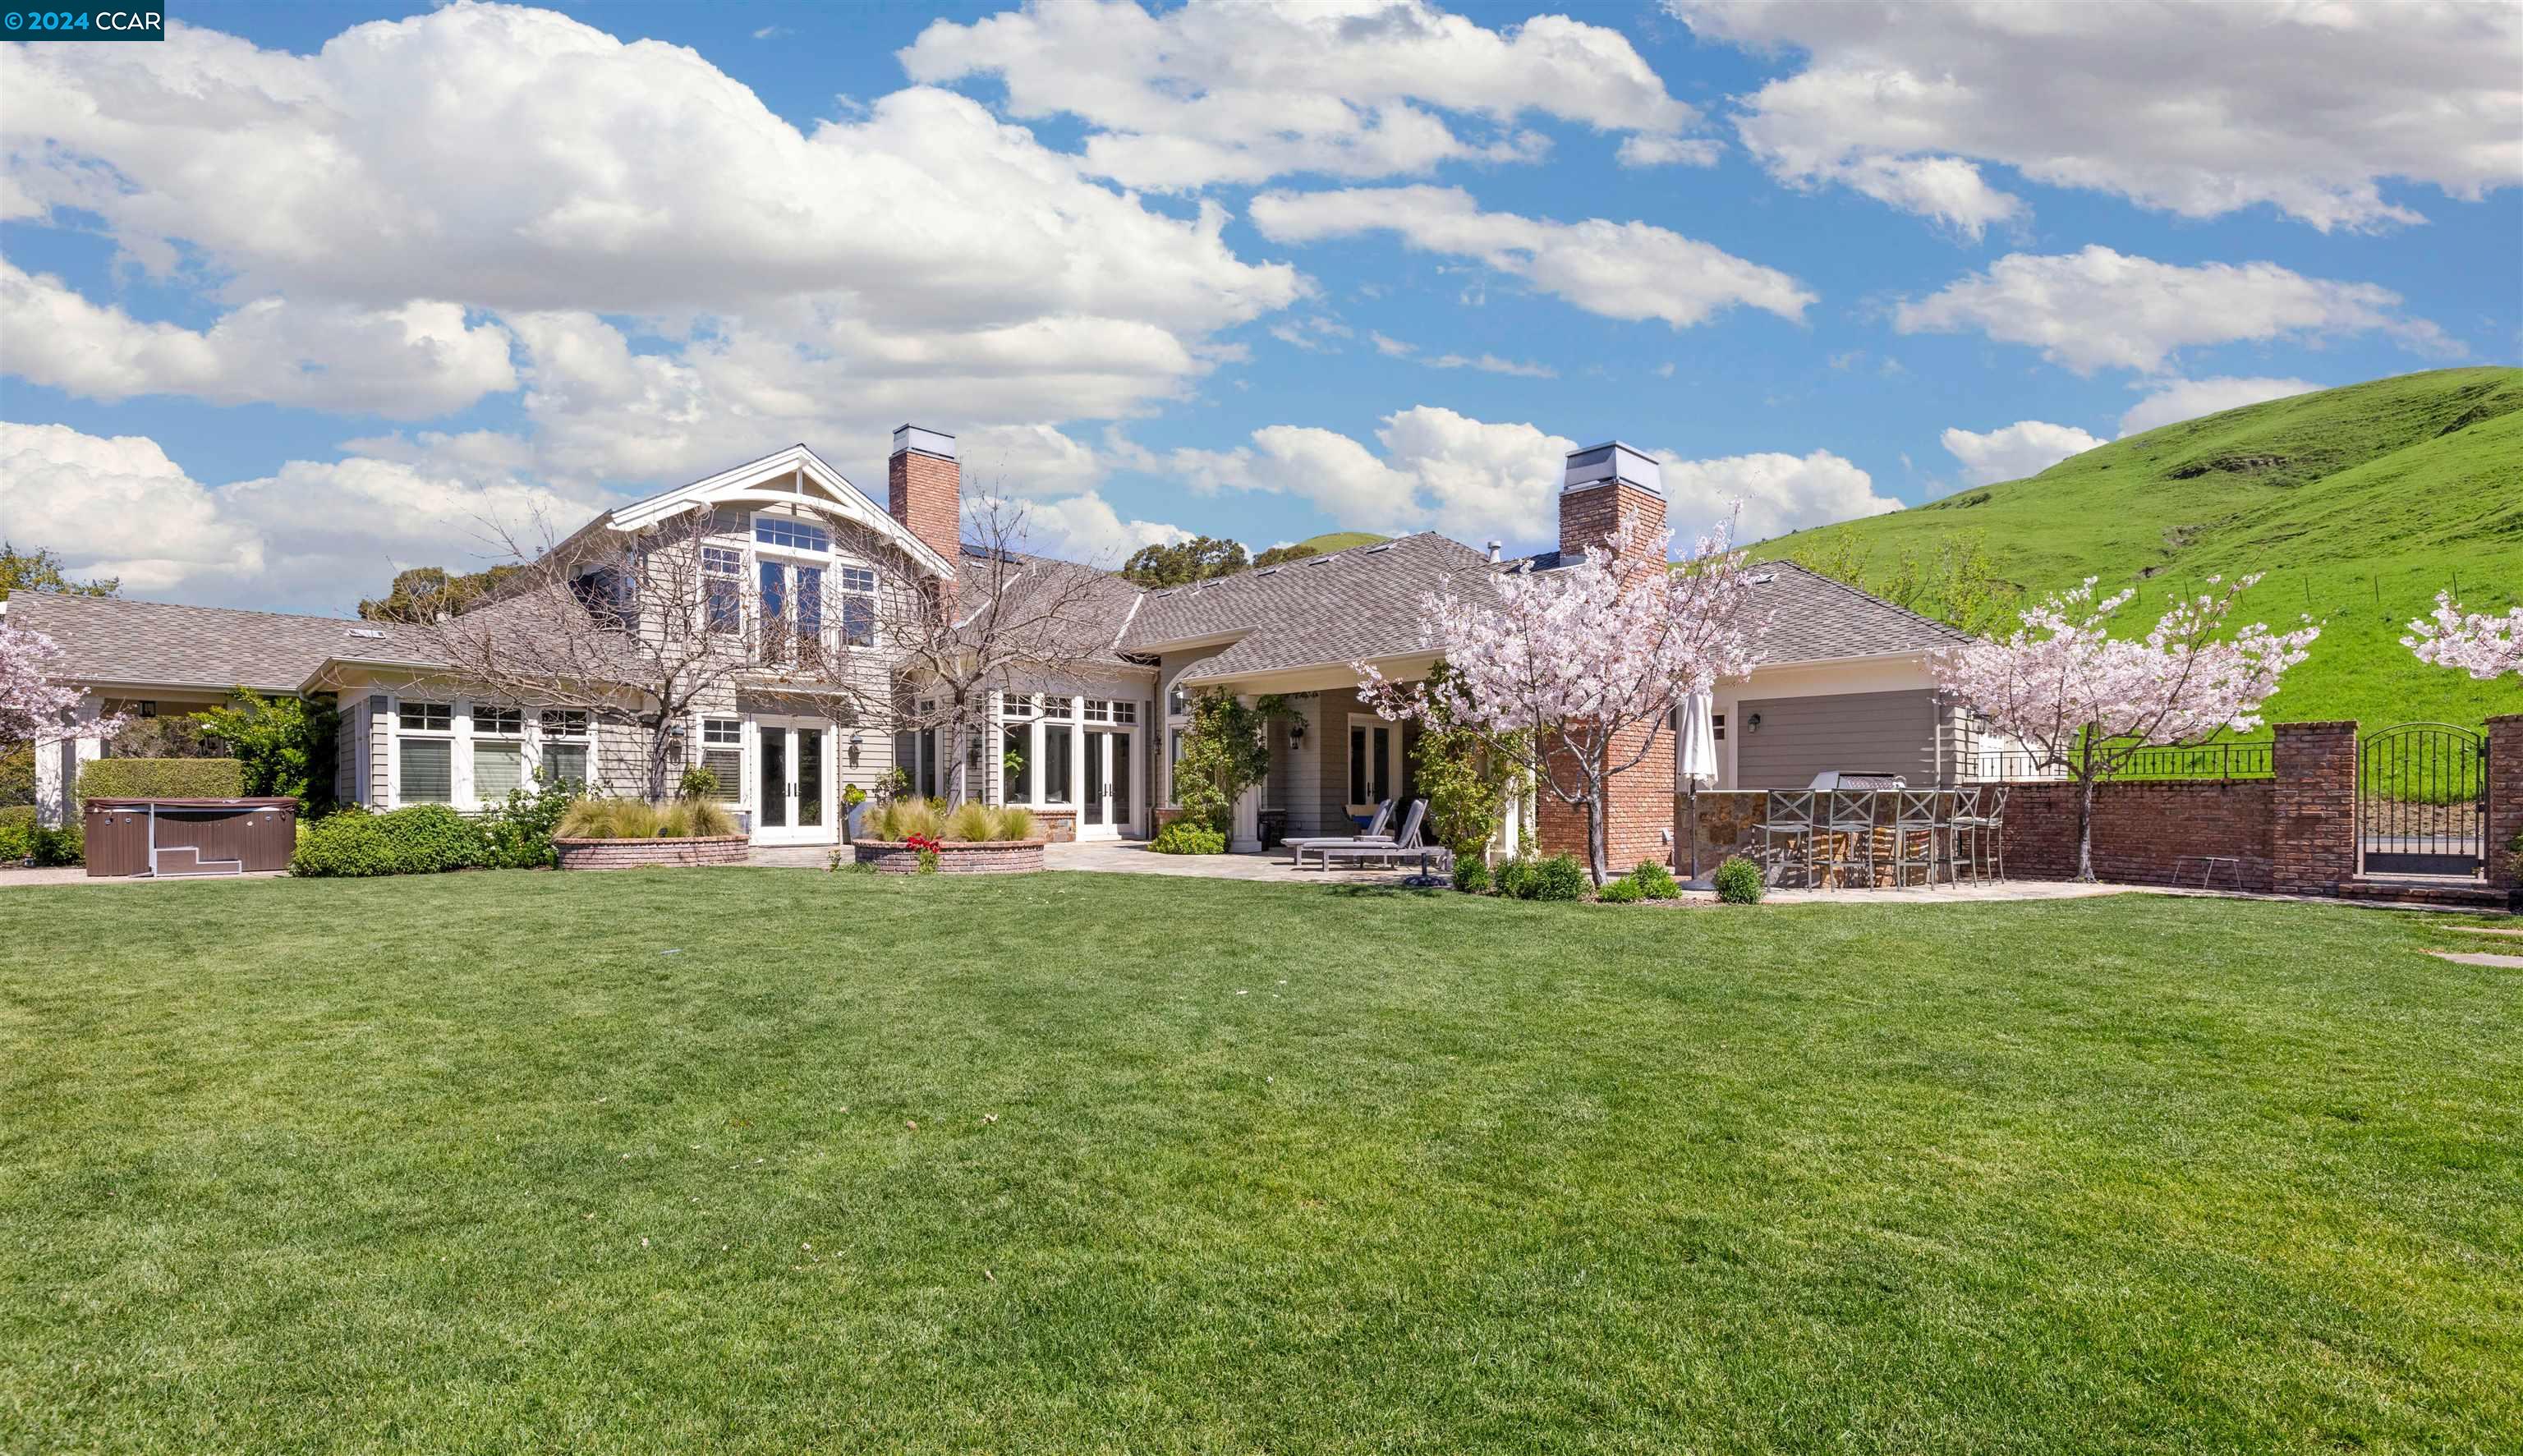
xmin=1631 ymin=860 xmax=1680 ymax=899
xmin=943 ymin=800 xmax=998 ymax=843
xmin=865 ymin=797 xmax=946 ymax=842
xmin=76 ymin=757 xmax=244 ymax=803
xmin=556 ymin=797 xmax=737 ymax=840
xmin=1495 ymin=856 xmax=1537 ymax=900
xmin=1150 ymin=820 xmax=1226 ymax=855
xmin=677 ymin=765 xmax=719 ymax=802
xmin=0 ymin=805 xmax=34 ymax=863
xmin=193 ymin=689 xmax=336 ymax=814
xmin=1452 ymin=856 xmax=1491 ymax=893
xmin=1714 ymin=856 xmax=1765 ymax=905
xmin=33 ymin=819 xmax=83 ymax=867
xmin=993 ymin=806 xmax=1039 ymax=842
xmin=1531 ymin=853 xmax=1588 ymax=903
xmin=290 ymin=805 xmax=486 ymax=877
xmin=482 ymin=781 xmax=582 ymax=869
xmin=1596 ymin=875 xmax=1643 ymax=903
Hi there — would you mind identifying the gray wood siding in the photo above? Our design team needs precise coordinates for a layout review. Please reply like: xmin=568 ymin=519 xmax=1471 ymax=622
xmin=1734 ymin=689 xmax=1945 ymax=788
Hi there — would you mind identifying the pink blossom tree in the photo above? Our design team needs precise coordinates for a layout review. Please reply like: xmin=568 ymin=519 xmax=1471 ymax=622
xmin=1359 ymin=516 xmax=1765 ymax=887
xmin=1 ymin=618 xmax=126 ymax=769
xmin=1932 ymin=576 xmax=2321 ymax=881
xmin=2403 ymin=592 xmax=2522 ymax=681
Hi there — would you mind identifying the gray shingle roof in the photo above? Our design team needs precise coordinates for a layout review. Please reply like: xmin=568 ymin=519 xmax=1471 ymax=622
xmin=1119 ymin=533 xmax=1486 ymax=682
xmin=955 ymin=548 xmax=1150 ymax=668
xmin=1737 ymin=559 xmax=1973 ymax=662
xmin=4 ymin=591 xmax=439 ymax=693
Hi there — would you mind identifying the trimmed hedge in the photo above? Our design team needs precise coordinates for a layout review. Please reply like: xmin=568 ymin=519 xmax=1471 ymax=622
xmin=76 ymin=757 xmax=244 ymax=803
xmin=1714 ymin=856 xmax=1765 ymax=904
xmin=290 ymin=805 xmax=489 ymax=878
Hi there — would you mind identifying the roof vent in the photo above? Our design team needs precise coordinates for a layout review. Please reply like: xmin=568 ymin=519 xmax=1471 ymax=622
xmin=1486 ymin=540 xmax=1502 ymax=563
xmin=1256 ymin=566 xmax=1283 ymax=576
xmin=1748 ymin=572 xmax=1776 ymax=585
xmin=1303 ymin=553 xmax=1336 ymax=566
xmin=346 ymin=627 xmax=388 ymax=639
xmin=1364 ymin=543 xmax=1395 ymax=555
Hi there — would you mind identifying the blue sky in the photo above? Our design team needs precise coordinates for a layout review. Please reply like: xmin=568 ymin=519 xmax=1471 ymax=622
xmin=2 ymin=0 xmax=2516 ymax=613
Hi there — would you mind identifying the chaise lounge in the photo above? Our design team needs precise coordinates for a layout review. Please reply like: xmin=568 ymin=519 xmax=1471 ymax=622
xmin=1298 ymin=800 xmax=1431 ymax=872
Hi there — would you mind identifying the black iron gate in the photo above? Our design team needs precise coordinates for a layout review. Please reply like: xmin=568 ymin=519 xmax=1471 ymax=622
xmin=2358 ymin=723 xmax=2489 ymax=879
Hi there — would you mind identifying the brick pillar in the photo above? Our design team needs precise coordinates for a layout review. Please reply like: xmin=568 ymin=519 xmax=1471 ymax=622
xmin=1534 ymin=719 xmax=1677 ymax=874
xmin=2271 ymin=720 xmax=2359 ymax=895
xmin=2487 ymin=714 xmax=2523 ymax=893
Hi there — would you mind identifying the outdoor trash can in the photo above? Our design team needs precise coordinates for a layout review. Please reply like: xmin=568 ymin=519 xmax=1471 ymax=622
xmin=83 ymin=797 xmax=298 ymax=878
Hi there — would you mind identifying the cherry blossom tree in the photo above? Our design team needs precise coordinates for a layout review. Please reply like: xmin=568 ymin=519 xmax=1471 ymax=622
xmin=1359 ymin=515 xmax=1765 ymax=887
xmin=2403 ymin=592 xmax=2522 ymax=681
xmin=1933 ymin=576 xmax=2321 ymax=881
xmin=1 ymin=618 xmax=126 ymax=767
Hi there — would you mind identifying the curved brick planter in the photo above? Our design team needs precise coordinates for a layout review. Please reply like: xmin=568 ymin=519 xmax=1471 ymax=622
xmin=852 ymin=838 xmax=1046 ymax=875
xmin=554 ymin=834 xmax=750 ymax=870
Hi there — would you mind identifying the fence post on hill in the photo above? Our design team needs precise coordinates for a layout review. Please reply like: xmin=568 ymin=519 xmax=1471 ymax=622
xmin=2272 ymin=721 xmax=2360 ymax=896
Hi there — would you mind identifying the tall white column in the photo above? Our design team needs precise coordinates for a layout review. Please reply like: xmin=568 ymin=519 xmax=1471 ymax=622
xmin=1230 ymin=781 xmax=1262 ymax=854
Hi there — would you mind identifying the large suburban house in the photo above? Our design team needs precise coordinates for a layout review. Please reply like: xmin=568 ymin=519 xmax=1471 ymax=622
xmin=13 ymin=429 xmax=1981 ymax=866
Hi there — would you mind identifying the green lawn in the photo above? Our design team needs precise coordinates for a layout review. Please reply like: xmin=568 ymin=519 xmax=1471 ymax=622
xmin=3 ymin=870 xmax=2518 ymax=1454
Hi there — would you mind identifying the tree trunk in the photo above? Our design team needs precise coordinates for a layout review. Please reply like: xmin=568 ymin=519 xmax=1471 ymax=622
xmin=646 ymin=726 xmax=673 ymax=804
xmin=2075 ymin=768 xmax=2098 ymax=882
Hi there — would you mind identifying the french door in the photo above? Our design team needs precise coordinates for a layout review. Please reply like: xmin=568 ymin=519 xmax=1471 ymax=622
xmin=753 ymin=721 xmax=832 ymax=845
xmin=1080 ymin=728 xmax=1135 ymax=839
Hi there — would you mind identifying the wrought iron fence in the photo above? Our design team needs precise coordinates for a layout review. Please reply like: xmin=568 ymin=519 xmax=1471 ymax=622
xmin=1963 ymin=740 xmax=2274 ymax=784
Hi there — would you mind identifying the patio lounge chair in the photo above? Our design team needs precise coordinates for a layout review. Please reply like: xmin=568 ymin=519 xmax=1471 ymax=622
xmin=1284 ymin=799 xmax=1393 ymax=862
xmin=1299 ymin=800 xmax=1427 ymax=871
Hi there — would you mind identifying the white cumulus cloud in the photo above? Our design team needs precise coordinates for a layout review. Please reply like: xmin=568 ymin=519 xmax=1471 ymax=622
xmin=1938 ymin=420 xmax=2106 ymax=485
xmin=2116 ymin=376 xmax=2325 ymax=438
xmin=1652 ymin=448 xmax=1902 ymax=542
xmin=902 ymin=0 xmax=1702 ymax=190
xmin=1893 ymin=246 xmax=2458 ymax=374
xmin=1251 ymin=185 xmax=1815 ymax=328
xmin=1670 ymin=0 xmax=2522 ymax=234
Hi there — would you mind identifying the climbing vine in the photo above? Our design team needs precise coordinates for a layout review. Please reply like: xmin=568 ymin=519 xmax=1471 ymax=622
xmin=1173 ymin=690 xmax=1304 ymax=834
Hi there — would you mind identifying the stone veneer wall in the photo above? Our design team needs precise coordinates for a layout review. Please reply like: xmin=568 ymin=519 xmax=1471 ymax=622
xmin=853 ymin=838 xmax=1046 ymax=875
xmin=2488 ymin=714 xmax=2523 ymax=893
xmin=554 ymin=835 xmax=750 ymax=870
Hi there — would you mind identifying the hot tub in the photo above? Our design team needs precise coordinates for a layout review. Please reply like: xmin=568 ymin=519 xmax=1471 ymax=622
xmin=83 ymin=797 xmax=298 ymax=878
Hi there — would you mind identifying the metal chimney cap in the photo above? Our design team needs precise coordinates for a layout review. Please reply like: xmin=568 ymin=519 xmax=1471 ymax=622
xmin=890 ymin=425 xmax=957 ymax=461
xmin=1562 ymin=440 xmax=1663 ymax=497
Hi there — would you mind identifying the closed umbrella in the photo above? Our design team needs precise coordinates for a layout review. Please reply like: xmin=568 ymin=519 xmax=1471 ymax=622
xmin=1678 ymin=691 xmax=1719 ymax=889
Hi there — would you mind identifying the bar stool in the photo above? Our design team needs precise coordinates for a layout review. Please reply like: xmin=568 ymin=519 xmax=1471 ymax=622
xmin=1758 ymin=790 xmax=1816 ymax=889
xmin=1816 ymin=789 xmax=1879 ymax=888
xmin=1892 ymin=789 xmax=1946 ymax=888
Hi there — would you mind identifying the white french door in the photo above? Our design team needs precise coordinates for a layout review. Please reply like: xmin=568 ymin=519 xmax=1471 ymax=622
xmin=1079 ymin=727 xmax=1136 ymax=840
xmin=753 ymin=719 xmax=834 ymax=845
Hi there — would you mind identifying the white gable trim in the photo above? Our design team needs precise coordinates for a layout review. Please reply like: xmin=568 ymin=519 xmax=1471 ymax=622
xmin=607 ymin=444 xmax=954 ymax=578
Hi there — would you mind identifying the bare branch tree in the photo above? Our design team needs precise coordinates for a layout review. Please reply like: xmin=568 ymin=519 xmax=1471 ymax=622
xmin=411 ymin=507 xmax=890 ymax=801
xmin=820 ymin=492 xmax=1137 ymax=806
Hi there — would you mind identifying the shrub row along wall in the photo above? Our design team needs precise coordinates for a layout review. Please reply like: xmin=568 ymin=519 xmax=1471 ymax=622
xmin=76 ymin=758 xmax=244 ymax=801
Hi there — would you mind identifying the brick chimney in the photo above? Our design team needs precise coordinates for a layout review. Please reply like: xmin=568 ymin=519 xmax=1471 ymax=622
xmin=888 ymin=425 xmax=961 ymax=566
xmin=1559 ymin=441 xmax=1666 ymax=570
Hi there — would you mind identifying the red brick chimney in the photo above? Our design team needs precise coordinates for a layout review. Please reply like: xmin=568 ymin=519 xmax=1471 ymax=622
xmin=1559 ymin=440 xmax=1666 ymax=571
xmin=888 ymin=425 xmax=961 ymax=566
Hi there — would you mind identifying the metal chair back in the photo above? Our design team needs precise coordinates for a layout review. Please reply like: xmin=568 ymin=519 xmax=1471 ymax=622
xmin=1762 ymin=790 xmax=1815 ymax=829
xmin=1825 ymin=790 xmax=1877 ymax=829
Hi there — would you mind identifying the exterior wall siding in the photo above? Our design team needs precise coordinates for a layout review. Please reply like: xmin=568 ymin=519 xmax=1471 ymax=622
xmin=1733 ymin=688 xmax=1945 ymax=789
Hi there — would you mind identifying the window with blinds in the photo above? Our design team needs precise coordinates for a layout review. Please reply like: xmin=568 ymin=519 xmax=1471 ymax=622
xmin=474 ymin=741 xmax=526 ymax=799
xmin=541 ymin=742 xmax=589 ymax=786
xmin=401 ymin=738 xmax=452 ymax=801
xmin=702 ymin=749 xmax=742 ymax=800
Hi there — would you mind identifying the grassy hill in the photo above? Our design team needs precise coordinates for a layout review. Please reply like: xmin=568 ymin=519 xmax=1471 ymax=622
xmin=1759 ymin=367 xmax=2523 ymax=732
xmin=1289 ymin=530 xmax=1389 ymax=553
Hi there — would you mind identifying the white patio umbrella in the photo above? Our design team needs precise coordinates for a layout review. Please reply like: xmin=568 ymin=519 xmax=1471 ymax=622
xmin=1677 ymin=691 xmax=1720 ymax=889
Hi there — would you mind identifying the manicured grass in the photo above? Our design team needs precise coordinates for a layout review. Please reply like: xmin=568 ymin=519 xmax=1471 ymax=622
xmin=3 ymin=870 xmax=2518 ymax=1453
xmin=1762 ymin=366 xmax=2523 ymax=732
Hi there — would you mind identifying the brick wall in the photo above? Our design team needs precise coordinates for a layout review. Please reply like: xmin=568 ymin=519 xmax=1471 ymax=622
xmin=1997 ymin=781 xmax=2276 ymax=890
xmin=853 ymin=839 xmax=1046 ymax=874
xmin=888 ymin=447 xmax=961 ymax=567
xmin=2489 ymin=714 xmax=2523 ymax=892
xmin=554 ymin=835 xmax=750 ymax=870
xmin=1538 ymin=718 xmax=1675 ymax=871
xmin=2272 ymin=720 xmax=2359 ymax=895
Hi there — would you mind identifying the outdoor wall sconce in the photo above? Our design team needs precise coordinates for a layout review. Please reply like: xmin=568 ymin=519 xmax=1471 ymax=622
xmin=847 ymin=735 xmax=862 ymax=767
xmin=1289 ymin=722 xmax=1307 ymax=749
xmin=1747 ymin=713 xmax=1762 ymax=733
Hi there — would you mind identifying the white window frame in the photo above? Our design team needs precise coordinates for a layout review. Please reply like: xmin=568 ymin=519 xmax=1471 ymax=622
xmin=469 ymin=704 xmax=529 ymax=806
xmin=392 ymin=698 xmax=456 ymax=806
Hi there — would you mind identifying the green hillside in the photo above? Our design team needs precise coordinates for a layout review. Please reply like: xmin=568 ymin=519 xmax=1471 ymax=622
xmin=1761 ymin=367 xmax=2523 ymax=731
xmin=1292 ymin=530 xmax=1389 ymax=553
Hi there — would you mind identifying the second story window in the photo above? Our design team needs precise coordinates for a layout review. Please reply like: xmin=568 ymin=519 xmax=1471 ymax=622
xmin=754 ymin=514 xmax=830 ymax=553
xmin=573 ymin=566 xmax=635 ymax=632
xmin=704 ymin=547 xmax=741 ymax=634
xmin=839 ymin=566 xmax=875 ymax=647
xmin=796 ymin=566 xmax=824 ymax=637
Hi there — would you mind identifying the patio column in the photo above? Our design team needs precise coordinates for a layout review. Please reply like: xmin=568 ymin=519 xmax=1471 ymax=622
xmin=1230 ymin=693 xmax=1263 ymax=852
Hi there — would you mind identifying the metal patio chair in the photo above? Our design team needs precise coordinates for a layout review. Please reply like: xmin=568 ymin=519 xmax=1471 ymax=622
xmin=1951 ymin=785 xmax=2011 ymax=884
xmin=1891 ymin=788 xmax=1948 ymax=889
xmin=1816 ymin=789 xmax=1882 ymax=889
xmin=1945 ymin=786 xmax=1983 ymax=884
xmin=1758 ymin=790 xmax=1817 ymax=889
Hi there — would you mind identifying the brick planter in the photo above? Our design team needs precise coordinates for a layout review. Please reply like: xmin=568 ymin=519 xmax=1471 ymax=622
xmin=554 ymin=834 xmax=751 ymax=870
xmin=852 ymin=838 xmax=1047 ymax=875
